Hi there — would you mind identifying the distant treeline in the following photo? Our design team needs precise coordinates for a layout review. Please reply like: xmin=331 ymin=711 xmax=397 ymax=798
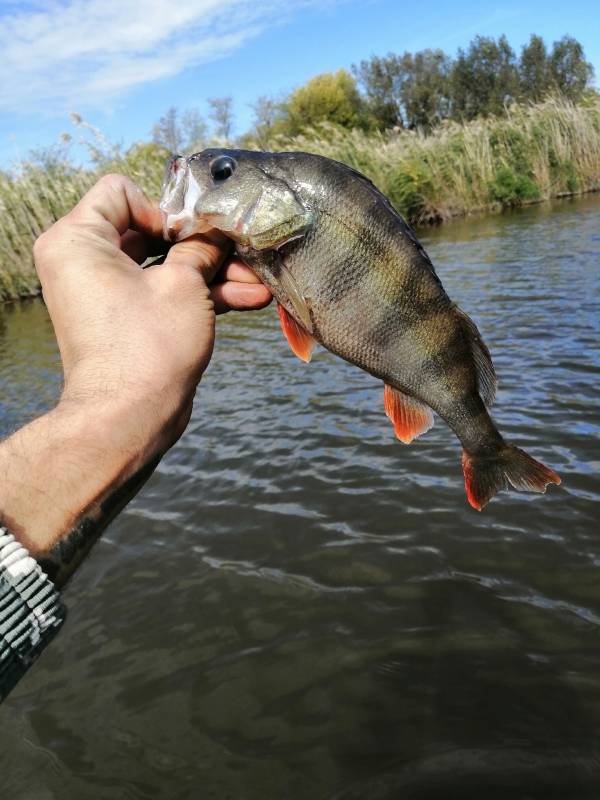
xmin=353 ymin=33 xmax=594 ymax=129
xmin=151 ymin=33 xmax=595 ymax=151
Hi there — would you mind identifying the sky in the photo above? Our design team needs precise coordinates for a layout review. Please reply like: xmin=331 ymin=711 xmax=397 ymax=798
xmin=0 ymin=0 xmax=598 ymax=167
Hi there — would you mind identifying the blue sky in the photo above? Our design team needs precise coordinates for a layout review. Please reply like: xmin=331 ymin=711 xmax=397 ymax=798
xmin=0 ymin=0 xmax=598 ymax=168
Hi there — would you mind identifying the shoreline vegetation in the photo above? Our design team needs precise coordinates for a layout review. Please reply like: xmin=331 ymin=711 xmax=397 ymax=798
xmin=3 ymin=31 xmax=598 ymax=302
xmin=2 ymin=96 xmax=599 ymax=302
xmin=2 ymin=96 xmax=600 ymax=302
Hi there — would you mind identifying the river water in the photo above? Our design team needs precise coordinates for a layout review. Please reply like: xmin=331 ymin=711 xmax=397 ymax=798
xmin=0 ymin=195 xmax=599 ymax=799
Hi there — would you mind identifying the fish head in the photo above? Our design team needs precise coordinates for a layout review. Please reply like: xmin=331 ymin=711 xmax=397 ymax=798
xmin=159 ymin=149 xmax=314 ymax=250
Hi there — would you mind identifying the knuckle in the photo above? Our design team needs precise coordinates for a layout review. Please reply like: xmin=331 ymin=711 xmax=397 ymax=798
xmin=32 ymin=230 xmax=48 ymax=257
xmin=96 ymin=172 xmax=133 ymax=195
xmin=32 ymin=230 xmax=52 ymax=275
xmin=98 ymin=172 xmax=124 ymax=188
xmin=33 ymin=223 xmax=68 ymax=281
xmin=155 ymin=265 xmax=212 ymax=312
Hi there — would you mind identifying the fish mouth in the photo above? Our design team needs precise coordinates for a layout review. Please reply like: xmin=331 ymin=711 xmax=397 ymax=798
xmin=159 ymin=155 xmax=210 ymax=242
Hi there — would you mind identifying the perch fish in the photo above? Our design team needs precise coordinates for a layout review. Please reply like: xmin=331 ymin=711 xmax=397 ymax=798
xmin=160 ymin=149 xmax=561 ymax=510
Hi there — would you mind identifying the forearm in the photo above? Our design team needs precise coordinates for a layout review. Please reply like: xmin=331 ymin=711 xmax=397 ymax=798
xmin=0 ymin=399 xmax=164 ymax=585
xmin=0 ymin=400 xmax=164 ymax=703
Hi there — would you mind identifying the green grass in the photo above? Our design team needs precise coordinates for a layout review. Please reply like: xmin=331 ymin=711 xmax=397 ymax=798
xmin=2 ymin=96 xmax=599 ymax=301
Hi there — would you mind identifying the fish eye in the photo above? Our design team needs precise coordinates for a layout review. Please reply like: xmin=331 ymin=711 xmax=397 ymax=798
xmin=210 ymin=155 xmax=236 ymax=182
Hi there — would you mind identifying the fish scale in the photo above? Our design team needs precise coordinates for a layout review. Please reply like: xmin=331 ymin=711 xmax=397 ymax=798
xmin=160 ymin=148 xmax=561 ymax=510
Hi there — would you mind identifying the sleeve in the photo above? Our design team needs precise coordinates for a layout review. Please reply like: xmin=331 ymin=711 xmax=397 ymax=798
xmin=0 ymin=526 xmax=66 ymax=702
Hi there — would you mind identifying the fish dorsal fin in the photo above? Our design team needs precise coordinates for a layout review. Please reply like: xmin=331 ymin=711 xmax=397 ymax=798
xmin=277 ymin=303 xmax=316 ymax=363
xmin=455 ymin=308 xmax=497 ymax=407
xmin=384 ymin=384 xmax=434 ymax=444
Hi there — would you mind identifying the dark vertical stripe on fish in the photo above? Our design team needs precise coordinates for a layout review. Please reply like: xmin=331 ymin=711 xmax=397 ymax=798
xmin=421 ymin=327 xmax=470 ymax=381
xmin=317 ymin=250 xmax=372 ymax=304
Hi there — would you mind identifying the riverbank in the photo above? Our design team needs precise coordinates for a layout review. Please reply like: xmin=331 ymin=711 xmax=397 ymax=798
xmin=2 ymin=96 xmax=599 ymax=301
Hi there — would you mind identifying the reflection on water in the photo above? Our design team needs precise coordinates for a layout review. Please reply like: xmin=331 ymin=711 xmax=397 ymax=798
xmin=1 ymin=196 xmax=599 ymax=799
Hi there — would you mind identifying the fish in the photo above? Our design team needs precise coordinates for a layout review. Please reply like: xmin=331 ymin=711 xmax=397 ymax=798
xmin=159 ymin=149 xmax=561 ymax=510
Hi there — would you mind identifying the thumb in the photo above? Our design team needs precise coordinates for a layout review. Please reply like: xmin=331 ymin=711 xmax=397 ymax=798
xmin=163 ymin=230 xmax=232 ymax=286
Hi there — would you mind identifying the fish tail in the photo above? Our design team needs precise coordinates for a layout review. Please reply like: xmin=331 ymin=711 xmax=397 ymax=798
xmin=461 ymin=444 xmax=561 ymax=511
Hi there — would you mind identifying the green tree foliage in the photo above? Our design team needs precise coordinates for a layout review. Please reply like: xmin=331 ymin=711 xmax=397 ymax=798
xmin=353 ymin=55 xmax=404 ymax=129
xmin=354 ymin=34 xmax=593 ymax=131
xmin=548 ymin=35 xmax=594 ymax=99
xmin=450 ymin=35 xmax=519 ymax=119
xmin=519 ymin=34 xmax=549 ymax=101
xmin=276 ymin=70 xmax=368 ymax=136
xmin=518 ymin=35 xmax=594 ymax=104
xmin=400 ymin=50 xmax=452 ymax=128
xmin=354 ymin=50 xmax=451 ymax=129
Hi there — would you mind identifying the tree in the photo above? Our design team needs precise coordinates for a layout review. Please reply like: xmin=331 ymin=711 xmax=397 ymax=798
xmin=181 ymin=109 xmax=207 ymax=152
xmin=450 ymin=35 xmax=519 ymax=119
xmin=152 ymin=107 xmax=182 ymax=153
xmin=354 ymin=50 xmax=451 ymax=130
xmin=400 ymin=49 xmax=452 ymax=128
xmin=250 ymin=95 xmax=284 ymax=145
xmin=208 ymin=96 xmax=234 ymax=141
xmin=151 ymin=107 xmax=208 ymax=154
xmin=353 ymin=54 xmax=405 ymax=129
xmin=548 ymin=35 xmax=594 ymax=100
xmin=519 ymin=34 xmax=549 ymax=101
xmin=279 ymin=70 xmax=369 ymax=136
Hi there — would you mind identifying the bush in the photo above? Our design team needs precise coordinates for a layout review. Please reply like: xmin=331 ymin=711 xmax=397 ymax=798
xmin=488 ymin=166 xmax=540 ymax=205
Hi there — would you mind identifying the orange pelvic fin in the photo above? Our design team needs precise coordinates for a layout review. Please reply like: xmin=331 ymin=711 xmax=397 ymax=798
xmin=277 ymin=303 xmax=315 ymax=363
xmin=383 ymin=384 xmax=434 ymax=444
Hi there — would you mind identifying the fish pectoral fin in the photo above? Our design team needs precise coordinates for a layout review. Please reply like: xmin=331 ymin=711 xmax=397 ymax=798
xmin=383 ymin=384 xmax=434 ymax=444
xmin=277 ymin=303 xmax=316 ymax=363
xmin=278 ymin=260 xmax=314 ymax=332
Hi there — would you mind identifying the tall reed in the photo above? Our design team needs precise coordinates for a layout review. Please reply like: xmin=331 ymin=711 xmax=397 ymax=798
xmin=274 ymin=96 xmax=600 ymax=223
xmin=1 ymin=96 xmax=599 ymax=301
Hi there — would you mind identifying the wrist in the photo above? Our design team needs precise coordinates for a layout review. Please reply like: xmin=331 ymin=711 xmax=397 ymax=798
xmin=0 ymin=395 xmax=171 ymax=557
xmin=60 ymin=368 xmax=194 ymax=453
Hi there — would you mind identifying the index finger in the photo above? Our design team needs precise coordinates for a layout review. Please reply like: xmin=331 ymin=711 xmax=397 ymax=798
xmin=69 ymin=173 xmax=164 ymax=241
xmin=214 ymin=258 xmax=263 ymax=284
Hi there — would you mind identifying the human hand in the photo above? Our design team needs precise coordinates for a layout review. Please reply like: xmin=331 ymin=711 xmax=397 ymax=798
xmin=0 ymin=175 xmax=271 ymax=557
xmin=35 ymin=173 xmax=271 ymax=451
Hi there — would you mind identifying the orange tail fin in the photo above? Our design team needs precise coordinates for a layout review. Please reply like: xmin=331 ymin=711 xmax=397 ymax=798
xmin=462 ymin=444 xmax=561 ymax=511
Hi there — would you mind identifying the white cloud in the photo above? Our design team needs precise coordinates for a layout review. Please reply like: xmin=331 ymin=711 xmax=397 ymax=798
xmin=0 ymin=0 xmax=315 ymax=113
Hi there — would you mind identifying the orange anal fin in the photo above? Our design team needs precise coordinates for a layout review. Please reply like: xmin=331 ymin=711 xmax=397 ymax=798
xmin=277 ymin=303 xmax=316 ymax=363
xmin=384 ymin=384 xmax=434 ymax=444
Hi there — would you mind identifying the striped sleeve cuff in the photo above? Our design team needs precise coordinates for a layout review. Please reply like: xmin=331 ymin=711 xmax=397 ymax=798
xmin=0 ymin=526 xmax=66 ymax=702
